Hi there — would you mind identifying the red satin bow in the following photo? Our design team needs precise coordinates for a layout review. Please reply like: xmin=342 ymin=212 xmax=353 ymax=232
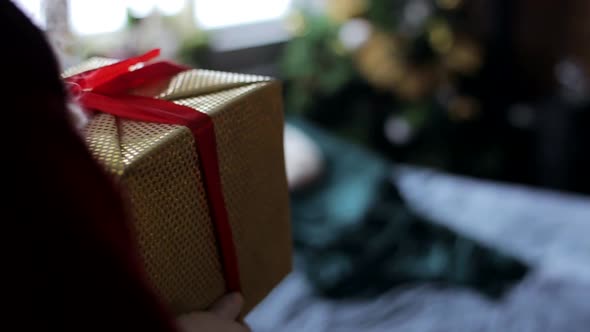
xmin=67 ymin=49 xmax=241 ymax=293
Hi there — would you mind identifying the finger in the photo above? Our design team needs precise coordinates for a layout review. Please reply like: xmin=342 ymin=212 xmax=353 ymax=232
xmin=241 ymin=322 xmax=252 ymax=332
xmin=176 ymin=312 xmax=251 ymax=332
xmin=209 ymin=292 xmax=244 ymax=320
xmin=227 ymin=322 xmax=251 ymax=332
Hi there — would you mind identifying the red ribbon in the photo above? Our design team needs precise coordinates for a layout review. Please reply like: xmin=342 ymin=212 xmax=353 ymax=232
xmin=67 ymin=49 xmax=241 ymax=293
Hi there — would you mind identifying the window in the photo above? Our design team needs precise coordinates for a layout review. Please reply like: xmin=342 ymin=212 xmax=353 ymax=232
xmin=193 ymin=0 xmax=292 ymax=29
xmin=14 ymin=0 xmax=292 ymax=34
xmin=12 ymin=0 xmax=44 ymax=27
xmin=12 ymin=0 xmax=293 ymax=51
xmin=127 ymin=0 xmax=186 ymax=17
xmin=69 ymin=0 xmax=127 ymax=35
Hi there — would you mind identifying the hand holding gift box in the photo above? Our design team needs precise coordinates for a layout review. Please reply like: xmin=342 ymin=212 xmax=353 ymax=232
xmin=63 ymin=49 xmax=292 ymax=315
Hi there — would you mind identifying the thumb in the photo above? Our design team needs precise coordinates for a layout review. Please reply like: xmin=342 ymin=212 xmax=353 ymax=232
xmin=209 ymin=293 xmax=244 ymax=320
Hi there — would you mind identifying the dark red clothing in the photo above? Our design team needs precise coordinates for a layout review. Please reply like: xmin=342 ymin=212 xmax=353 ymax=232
xmin=3 ymin=1 xmax=177 ymax=331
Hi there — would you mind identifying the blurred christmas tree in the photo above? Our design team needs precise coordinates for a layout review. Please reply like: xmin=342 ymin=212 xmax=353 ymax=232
xmin=281 ymin=0 xmax=590 ymax=187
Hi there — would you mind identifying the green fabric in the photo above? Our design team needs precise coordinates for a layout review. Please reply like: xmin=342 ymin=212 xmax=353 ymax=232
xmin=290 ymin=119 xmax=528 ymax=299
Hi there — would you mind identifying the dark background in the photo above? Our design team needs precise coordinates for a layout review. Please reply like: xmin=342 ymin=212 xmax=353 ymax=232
xmin=196 ymin=0 xmax=590 ymax=195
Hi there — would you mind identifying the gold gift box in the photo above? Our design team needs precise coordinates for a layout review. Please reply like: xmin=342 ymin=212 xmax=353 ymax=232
xmin=64 ymin=59 xmax=292 ymax=315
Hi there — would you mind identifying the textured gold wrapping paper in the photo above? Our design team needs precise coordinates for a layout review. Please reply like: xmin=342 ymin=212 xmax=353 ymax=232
xmin=64 ymin=59 xmax=292 ymax=315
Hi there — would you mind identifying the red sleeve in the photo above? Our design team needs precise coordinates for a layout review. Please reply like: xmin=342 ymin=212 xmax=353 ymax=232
xmin=27 ymin=98 xmax=180 ymax=332
xmin=3 ymin=2 xmax=179 ymax=331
